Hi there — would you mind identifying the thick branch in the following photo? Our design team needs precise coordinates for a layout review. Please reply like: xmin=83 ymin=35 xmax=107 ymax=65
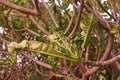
xmin=111 ymin=52 xmax=120 ymax=71
xmin=0 ymin=0 xmax=49 ymax=25
xmin=77 ymin=62 xmax=87 ymax=74
xmin=84 ymin=54 xmax=120 ymax=66
xmin=85 ymin=34 xmax=114 ymax=76
xmin=0 ymin=0 xmax=39 ymax=16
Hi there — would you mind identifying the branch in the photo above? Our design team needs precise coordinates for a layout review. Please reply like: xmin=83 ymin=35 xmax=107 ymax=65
xmin=0 ymin=0 xmax=39 ymax=16
xmin=34 ymin=63 xmax=49 ymax=76
xmin=85 ymin=34 xmax=114 ymax=76
xmin=94 ymin=27 xmax=100 ymax=42
xmin=85 ymin=44 xmax=90 ymax=62
xmin=67 ymin=0 xmax=84 ymax=40
xmin=110 ymin=52 xmax=120 ymax=71
xmin=77 ymin=61 xmax=88 ymax=80
xmin=29 ymin=15 xmax=50 ymax=35
xmin=70 ymin=69 xmax=82 ymax=80
xmin=79 ymin=0 xmax=111 ymax=32
xmin=25 ymin=24 xmax=40 ymax=37
xmin=59 ymin=59 xmax=68 ymax=80
xmin=69 ymin=0 xmax=79 ymax=9
xmin=2 ymin=14 xmax=21 ymax=41
xmin=38 ymin=15 xmax=50 ymax=25
xmin=91 ymin=1 xmax=111 ymax=31
xmin=41 ymin=0 xmax=59 ymax=27
xmin=107 ymin=21 xmax=117 ymax=25
xmin=97 ymin=0 xmax=116 ymax=21
xmin=84 ymin=54 xmax=120 ymax=66
xmin=32 ymin=0 xmax=39 ymax=13
xmin=79 ymin=0 xmax=94 ymax=14
xmin=64 ymin=10 xmax=76 ymax=34
xmin=108 ymin=0 xmax=117 ymax=20
xmin=59 ymin=59 xmax=68 ymax=75
xmin=114 ymin=59 xmax=120 ymax=71
xmin=0 ymin=35 xmax=10 ymax=43
xmin=77 ymin=62 xmax=87 ymax=74
xmin=117 ymin=14 xmax=120 ymax=24
xmin=100 ymin=35 xmax=114 ymax=61
xmin=0 ymin=0 xmax=49 ymax=25
xmin=26 ymin=0 xmax=50 ymax=33
xmin=9 ymin=12 xmax=27 ymax=18
xmin=21 ymin=52 xmax=53 ymax=69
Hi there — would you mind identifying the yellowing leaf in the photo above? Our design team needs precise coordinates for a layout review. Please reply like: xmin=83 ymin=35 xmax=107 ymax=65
xmin=80 ymin=23 xmax=88 ymax=31
xmin=47 ymin=34 xmax=57 ymax=42
xmin=28 ymin=41 xmax=43 ymax=50
xmin=8 ymin=42 xmax=19 ymax=53
xmin=19 ymin=40 xmax=28 ymax=48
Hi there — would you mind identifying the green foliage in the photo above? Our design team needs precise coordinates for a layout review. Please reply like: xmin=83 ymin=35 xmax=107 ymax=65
xmin=8 ymin=39 xmax=78 ymax=61
xmin=80 ymin=14 xmax=93 ymax=56
xmin=110 ymin=24 xmax=120 ymax=40
xmin=70 ymin=32 xmax=83 ymax=47
xmin=49 ymin=25 xmax=79 ymax=59
xmin=0 ymin=0 xmax=120 ymax=79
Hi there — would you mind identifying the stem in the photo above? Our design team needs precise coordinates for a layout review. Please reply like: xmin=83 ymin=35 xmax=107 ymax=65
xmin=97 ymin=0 xmax=116 ymax=21
xmin=31 ymin=50 xmax=78 ymax=61
xmin=25 ymin=23 xmax=40 ymax=37
xmin=41 ymin=0 xmax=59 ymax=27
xmin=29 ymin=15 xmax=50 ymax=35
xmin=64 ymin=10 xmax=76 ymax=34
xmin=21 ymin=52 xmax=53 ymax=69
xmin=67 ymin=0 xmax=84 ymax=40
xmin=84 ymin=53 xmax=120 ymax=66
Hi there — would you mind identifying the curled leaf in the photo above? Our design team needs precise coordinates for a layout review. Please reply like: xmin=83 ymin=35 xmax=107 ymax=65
xmin=8 ymin=42 xmax=19 ymax=53
xmin=80 ymin=23 xmax=88 ymax=31
xmin=19 ymin=40 xmax=28 ymax=48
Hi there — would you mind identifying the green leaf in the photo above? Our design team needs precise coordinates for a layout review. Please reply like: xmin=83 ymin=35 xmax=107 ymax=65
xmin=110 ymin=24 xmax=120 ymax=34
xmin=81 ymin=14 xmax=94 ymax=50
xmin=8 ymin=40 xmax=78 ymax=61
